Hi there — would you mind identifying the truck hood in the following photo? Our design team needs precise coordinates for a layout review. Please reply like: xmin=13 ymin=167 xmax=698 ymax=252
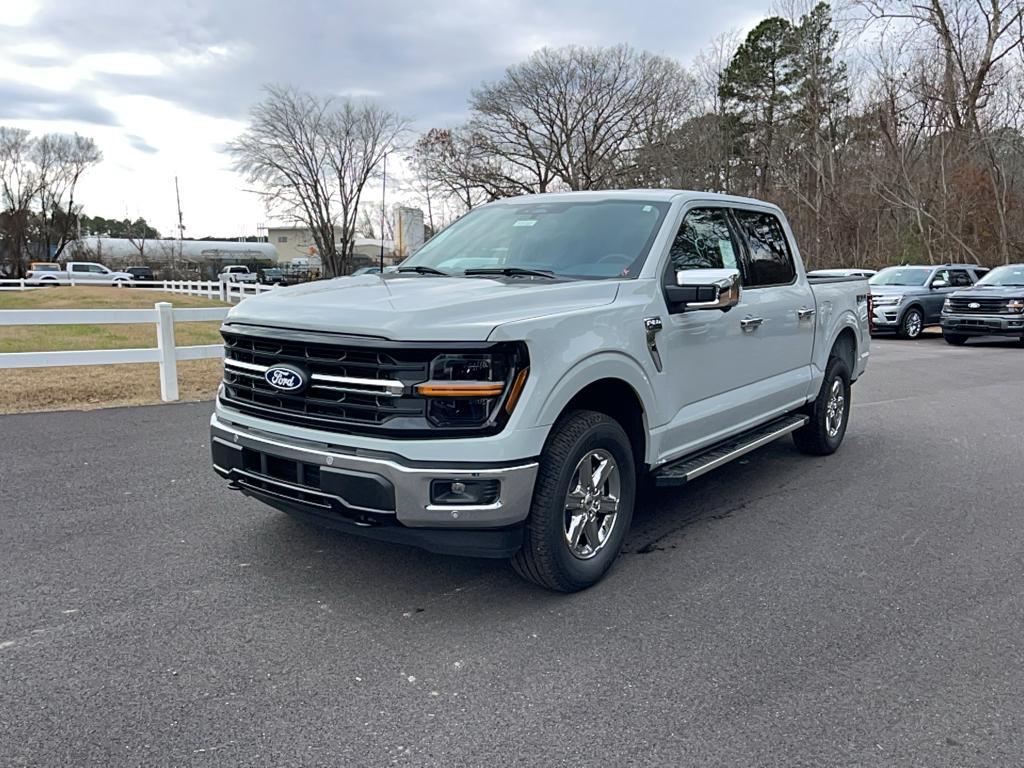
xmin=224 ymin=274 xmax=620 ymax=341
xmin=949 ymin=285 xmax=1024 ymax=299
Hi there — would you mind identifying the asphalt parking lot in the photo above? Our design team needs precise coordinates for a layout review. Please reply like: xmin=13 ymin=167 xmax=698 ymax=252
xmin=2 ymin=336 xmax=1023 ymax=767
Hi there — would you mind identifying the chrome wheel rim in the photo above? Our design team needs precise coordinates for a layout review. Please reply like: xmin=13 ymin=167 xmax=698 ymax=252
xmin=825 ymin=378 xmax=846 ymax=438
xmin=563 ymin=449 xmax=621 ymax=560
xmin=905 ymin=311 xmax=922 ymax=337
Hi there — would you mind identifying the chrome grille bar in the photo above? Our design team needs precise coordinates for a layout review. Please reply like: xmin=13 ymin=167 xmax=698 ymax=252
xmin=224 ymin=358 xmax=404 ymax=397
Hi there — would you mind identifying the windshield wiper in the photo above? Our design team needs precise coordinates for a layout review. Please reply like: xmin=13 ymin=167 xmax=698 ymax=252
xmin=397 ymin=265 xmax=448 ymax=276
xmin=464 ymin=267 xmax=556 ymax=279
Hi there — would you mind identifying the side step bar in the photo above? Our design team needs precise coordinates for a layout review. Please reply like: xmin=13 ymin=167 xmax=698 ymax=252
xmin=651 ymin=414 xmax=809 ymax=487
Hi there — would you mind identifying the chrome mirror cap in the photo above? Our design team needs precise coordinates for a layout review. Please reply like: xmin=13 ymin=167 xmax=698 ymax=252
xmin=675 ymin=268 xmax=742 ymax=311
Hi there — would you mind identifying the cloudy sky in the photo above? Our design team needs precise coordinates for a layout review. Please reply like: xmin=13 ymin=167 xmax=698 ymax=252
xmin=0 ymin=0 xmax=769 ymax=238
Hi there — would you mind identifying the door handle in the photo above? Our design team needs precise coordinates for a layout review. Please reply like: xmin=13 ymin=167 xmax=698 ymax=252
xmin=740 ymin=316 xmax=764 ymax=332
xmin=797 ymin=307 xmax=816 ymax=319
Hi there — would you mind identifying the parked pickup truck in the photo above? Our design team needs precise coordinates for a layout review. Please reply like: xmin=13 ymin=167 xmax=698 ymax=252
xmin=940 ymin=264 xmax=1024 ymax=344
xmin=26 ymin=261 xmax=134 ymax=286
xmin=219 ymin=265 xmax=258 ymax=284
xmin=210 ymin=191 xmax=870 ymax=591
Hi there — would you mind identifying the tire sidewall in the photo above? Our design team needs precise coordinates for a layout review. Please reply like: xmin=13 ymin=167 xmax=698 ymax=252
xmin=901 ymin=308 xmax=923 ymax=339
xmin=820 ymin=358 xmax=851 ymax=452
xmin=538 ymin=418 xmax=635 ymax=586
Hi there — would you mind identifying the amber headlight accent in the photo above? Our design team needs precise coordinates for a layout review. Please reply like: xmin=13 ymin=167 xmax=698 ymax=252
xmin=416 ymin=346 xmax=528 ymax=428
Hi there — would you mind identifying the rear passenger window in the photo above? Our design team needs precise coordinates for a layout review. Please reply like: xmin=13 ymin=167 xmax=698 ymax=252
xmin=949 ymin=270 xmax=972 ymax=287
xmin=667 ymin=208 xmax=739 ymax=273
xmin=733 ymin=210 xmax=796 ymax=287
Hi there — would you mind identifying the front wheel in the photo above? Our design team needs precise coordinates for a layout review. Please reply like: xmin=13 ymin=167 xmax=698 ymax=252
xmin=898 ymin=307 xmax=924 ymax=339
xmin=512 ymin=410 xmax=635 ymax=592
xmin=944 ymin=332 xmax=968 ymax=346
xmin=793 ymin=356 xmax=851 ymax=456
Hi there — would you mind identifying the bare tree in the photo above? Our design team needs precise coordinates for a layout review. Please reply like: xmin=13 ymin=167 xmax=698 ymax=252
xmin=229 ymin=86 xmax=406 ymax=276
xmin=469 ymin=45 xmax=694 ymax=192
xmin=326 ymin=100 xmax=407 ymax=273
xmin=34 ymin=133 xmax=102 ymax=261
xmin=0 ymin=128 xmax=41 ymax=276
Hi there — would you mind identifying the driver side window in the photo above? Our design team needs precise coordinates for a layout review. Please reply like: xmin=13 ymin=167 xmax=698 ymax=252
xmin=667 ymin=208 xmax=739 ymax=273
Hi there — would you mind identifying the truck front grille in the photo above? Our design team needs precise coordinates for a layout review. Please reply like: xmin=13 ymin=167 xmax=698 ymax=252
xmin=219 ymin=327 xmax=434 ymax=435
xmin=947 ymin=297 xmax=1009 ymax=314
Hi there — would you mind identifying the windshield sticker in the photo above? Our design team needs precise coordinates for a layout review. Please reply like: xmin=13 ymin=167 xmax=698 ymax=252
xmin=513 ymin=220 xmax=537 ymax=227
xmin=719 ymin=239 xmax=738 ymax=268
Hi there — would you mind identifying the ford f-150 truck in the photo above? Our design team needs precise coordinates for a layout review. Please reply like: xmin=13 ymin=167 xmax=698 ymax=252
xmin=940 ymin=264 xmax=1024 ymax=344
xmin=210 ymin=191 xmax=870 ymax=591
xmin=27 ymin=261 xmax=134 ymax=286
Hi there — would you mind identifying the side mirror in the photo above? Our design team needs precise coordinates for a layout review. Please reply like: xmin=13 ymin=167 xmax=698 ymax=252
xmin=931 ymin=279 xmax=949 ymax=289
xmin=665 ymin=268 xmax=741 ymax=312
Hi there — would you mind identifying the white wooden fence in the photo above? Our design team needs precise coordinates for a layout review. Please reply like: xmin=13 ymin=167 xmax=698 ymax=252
xmin=0 ymin=278 xmax=275 ymax=303
xmin=0 ymin=302 xmax=229 ymax=402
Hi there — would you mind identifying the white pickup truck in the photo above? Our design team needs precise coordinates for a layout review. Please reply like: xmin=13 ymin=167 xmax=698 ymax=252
xmin=27 ymin=261 xmax=134 ymax=286
xmin=210 ymin=190 xmax=870 ymax=591
xmin=219 ymin=265 xmax=259 ymax=284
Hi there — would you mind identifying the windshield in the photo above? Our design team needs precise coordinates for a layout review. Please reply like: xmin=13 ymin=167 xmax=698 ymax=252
xmin=870 ymin=267 xmax=930 ymax=286
xmin=975 ymin=265 xmax=1024 ymax=287
xmin=401 ymin=199 xmax=670 ymax=279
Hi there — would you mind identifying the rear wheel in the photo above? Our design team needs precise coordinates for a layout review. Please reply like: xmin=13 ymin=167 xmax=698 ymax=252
xmin=898 ymin=307 xmax=924 ymax=339
xmin=793 ymin=356 xmax=851 ymax=456
xmin=512 ymin=410 xmax=635 ymax=592
xmin=944 ymin=332 xmax=968 ymax=346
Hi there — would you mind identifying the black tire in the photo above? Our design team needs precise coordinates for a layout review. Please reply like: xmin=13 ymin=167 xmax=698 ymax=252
xmin=793 ymin=356 xmax=851 ymax=456
xmin=944 ymin=332 xmax=968 ymax=346
xmin=898 ymin=307 xmax=924 ymax=339
xmin=511 ymin=410 xmax=636 ymax=592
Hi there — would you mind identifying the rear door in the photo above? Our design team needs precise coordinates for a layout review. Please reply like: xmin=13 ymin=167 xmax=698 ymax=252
xmin=70 ymin=263 xmax=95 ymax=284
xmin=731 ymin=208 xmax=816 ymax=413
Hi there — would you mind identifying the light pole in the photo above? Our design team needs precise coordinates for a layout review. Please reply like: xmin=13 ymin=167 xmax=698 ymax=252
xmin=379 ymin=152 xmax=387 ymax=272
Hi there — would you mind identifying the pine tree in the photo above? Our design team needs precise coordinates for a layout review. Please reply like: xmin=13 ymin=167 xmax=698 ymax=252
xmin=719 ymin=17 xmax=797 ymax=197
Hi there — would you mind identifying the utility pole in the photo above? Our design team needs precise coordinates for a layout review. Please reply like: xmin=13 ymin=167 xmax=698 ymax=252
xmin=174 ymin=176 xmax=186 ymax=272
xmin=379 ymin=152 xmax=387 ymax=272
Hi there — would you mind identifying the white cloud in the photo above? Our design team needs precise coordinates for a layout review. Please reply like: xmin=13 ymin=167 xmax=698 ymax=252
xmin=1 ymin=0 xmax=773 ymax=236
xmin=0 ymin=0 xmax=42 ymax=27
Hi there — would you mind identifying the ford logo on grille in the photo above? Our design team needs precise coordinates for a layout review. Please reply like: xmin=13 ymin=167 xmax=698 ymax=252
xmin=264 ymin=364 xmax=307 ymax=392
xmin=968 ymin=302 xmax=981 ymax=309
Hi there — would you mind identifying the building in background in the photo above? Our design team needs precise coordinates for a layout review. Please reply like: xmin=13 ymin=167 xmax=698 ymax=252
xmin=391 ymin=206 xmax=425 ymax=259
xmin=266 ymin=221 xmax=421 ymax=270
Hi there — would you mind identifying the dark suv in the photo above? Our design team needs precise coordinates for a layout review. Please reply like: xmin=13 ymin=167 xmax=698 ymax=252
xmin=869 ymin=264 xmax=988 ymax=339
xmin=941 ymin=264 xmax=1024 ymax=345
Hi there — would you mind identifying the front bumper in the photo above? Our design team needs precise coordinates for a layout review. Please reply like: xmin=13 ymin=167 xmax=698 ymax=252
xmin=210 ymin=414 xmax=538 ymax=558
xmin=941 ymin=313 xmax=1024 ymax=336
xmin=870 ymin=304 xmax=903 ymax=332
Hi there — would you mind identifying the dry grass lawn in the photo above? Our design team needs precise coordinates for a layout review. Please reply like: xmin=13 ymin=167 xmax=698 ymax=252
xmin=0 ymin=287 xmax=228 ymax=414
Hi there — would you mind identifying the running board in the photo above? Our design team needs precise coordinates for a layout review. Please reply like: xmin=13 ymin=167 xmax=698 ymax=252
xmin=651 ymin=414 xmax=809 ymax=487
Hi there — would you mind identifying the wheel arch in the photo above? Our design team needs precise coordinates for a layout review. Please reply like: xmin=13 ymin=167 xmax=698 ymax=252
xmin=534 ymin=355 xmax=654 ymax=471
xmin=831 ymin=326 xmax=857 ymax=374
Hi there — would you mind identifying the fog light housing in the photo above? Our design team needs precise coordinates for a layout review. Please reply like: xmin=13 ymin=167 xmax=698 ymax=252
xmin=430 ymin=479 xmax=500 ymax=506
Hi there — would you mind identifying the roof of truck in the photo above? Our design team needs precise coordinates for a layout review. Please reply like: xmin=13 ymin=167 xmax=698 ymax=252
xmin=499 ymin=189 xmax=782 ymax=208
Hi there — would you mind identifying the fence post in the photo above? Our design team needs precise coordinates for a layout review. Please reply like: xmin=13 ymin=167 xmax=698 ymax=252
xmin=155 ymin=302 xmax=179 ymax=402
xmin=19 ymin=278 xmax=25 ymax=290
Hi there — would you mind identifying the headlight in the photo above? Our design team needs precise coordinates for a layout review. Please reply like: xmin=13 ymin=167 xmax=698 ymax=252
xmin=415 ymin=345 xmax=529 ymax=428
xmin=1008 ymin=298 xmax=1024 ymax=313
xmin=942 ymin=298 xmax=952 ymax=312
xmin=871 ymin=295 xmax=902 ymax=306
